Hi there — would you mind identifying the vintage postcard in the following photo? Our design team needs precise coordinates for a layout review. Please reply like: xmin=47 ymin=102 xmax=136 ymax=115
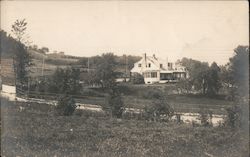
xmin=1 ymin=1 xmax=249 ymax=157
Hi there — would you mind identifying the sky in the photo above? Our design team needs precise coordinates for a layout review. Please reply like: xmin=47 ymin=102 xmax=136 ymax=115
xmin=1 ymin=1 xmax=249 ymax=65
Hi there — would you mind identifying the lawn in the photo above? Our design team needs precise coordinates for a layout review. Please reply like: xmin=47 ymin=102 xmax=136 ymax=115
xmin=1 ymin=97 xmax=248 ymax=157
xmin=82 ymin=84 xmax=234 ymax=114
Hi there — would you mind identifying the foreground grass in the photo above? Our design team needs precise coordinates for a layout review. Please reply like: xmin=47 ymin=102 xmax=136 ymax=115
xmin=1 ymin=98 xmax=248 ymax=157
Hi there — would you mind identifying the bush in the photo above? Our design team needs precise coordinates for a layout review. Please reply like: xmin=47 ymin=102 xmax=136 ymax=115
xmin=176 ymin=79 xmax=192 ymax=94
xmin=224 ymin=105 xmax=241 ymax=128
xmin=197 ymin=109 xmax=212 ymax=127
xmin=144 ymin=94 xmax=174 ymax=122
xmin=56 ymin=95 xmax=76 ymax=116
xmin=104 ymin=87 xmax=124 ymax=118
xmin=130 ymin=73 xmax=144 ymax=84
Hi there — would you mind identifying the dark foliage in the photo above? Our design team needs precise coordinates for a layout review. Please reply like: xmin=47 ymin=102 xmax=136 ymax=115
xmin=144 ymin=91 xmax=174 ymax=122
xmin=130 ymin=72 xmax=145 ymax=84
xmin=179 ymin=58 xmax=221 ymax=97
xmin=106 ymin=87 xmax=124 ymax=118
xmin=1 ymin=30 xmax=32 ymax=85
xmin=56 ymin=95 xmax=77 ymax=116
xmin=32 ymin=67 xmax=82 ymax=95
xmin=197 ymin=109 xmax=213 ymax=127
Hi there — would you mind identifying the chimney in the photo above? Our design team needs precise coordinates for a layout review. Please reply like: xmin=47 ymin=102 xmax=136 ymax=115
xmin=166 ymin=57 xmax=168 ymax=70
xmin=143 ymin=53 xmax=146 ymax=60
xmin=142 ymin=53 xmax=147 ymax=67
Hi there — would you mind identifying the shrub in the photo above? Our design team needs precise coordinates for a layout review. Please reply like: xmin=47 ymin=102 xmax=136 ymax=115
xmin=104 ymin=87 xmax=124 ymax=118
xmin=198 ymin=108 xmax=212 ymax=126
xmin=224 ymin=105 xmax=241 ymax=128
xmin=56 ymin=95 xmax=76 ymax=116
xmin=144 ymin=94 xmax=174 ymax=122
xmin=130 ymin=73 xmax=144 ymax=84
xmin=176 ymin=79 xmax=192 ymax=94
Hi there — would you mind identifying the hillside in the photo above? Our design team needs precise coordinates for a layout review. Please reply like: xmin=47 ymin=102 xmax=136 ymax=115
xmin=1 ymin=58 xmax=15 ymax=85
xmin=1 ymin=30 xmax=141 ymax=80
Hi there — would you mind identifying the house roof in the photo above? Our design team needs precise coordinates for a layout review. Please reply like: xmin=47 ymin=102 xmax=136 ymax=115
xmin=145 ymin=56 xmax=167 ymax=70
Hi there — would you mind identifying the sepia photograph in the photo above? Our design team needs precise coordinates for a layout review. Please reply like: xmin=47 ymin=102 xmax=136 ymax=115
xmin=0 ymin=1 xmax=249 ymax=157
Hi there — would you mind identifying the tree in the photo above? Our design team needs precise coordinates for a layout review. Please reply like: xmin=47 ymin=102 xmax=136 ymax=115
xmin=13 ymin=43 xmax=32 ymax=85
xmin=83 ymin=70 xmax=102 ymax=87
xmin=219 ymin=64 xmax=236 ymax=100
xmin=68 ymin=68 xmax=81 ymax=94
xmin=180 ymin=58 xmax=222 ymax=96
xmin=47 ymin=67 xmax=82 ymax=95
xmin=227 ymin=45 xmax=249 ymax=129
xmin=40 ymin=47 xmax=49 ymax=54
xmin=206 ymin=62 xmax=221 ymax=97
xmin=92 ymin=53 xmax=125 ymax=118
xmin=180 ymin=58 xmax=209 ymax=94
xmin=11 ymin=19 xmax=31 ymax=45
xmin=96 ymin=53 xmax=117 ymax=89
xmin=11 ymin=19 xmax=32 ymax=86
xmin=176 ymin=79 xmax=192 ymax=94
xmin=229 ymin=45 xmax=249 ymax=98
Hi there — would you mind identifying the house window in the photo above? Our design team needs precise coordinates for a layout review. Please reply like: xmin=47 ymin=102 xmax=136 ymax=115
xmin=160 ymin=64 xmax=163 ymax=68
xmin=138 ymin=64 xmax=141 ymax=67
xmin=144 ymin=72 xmax=151 ymax=78
xmin=151 ymin=72 xmax=157 ymax=78
xmin=148 ymin=63 xmax=151 ymax=67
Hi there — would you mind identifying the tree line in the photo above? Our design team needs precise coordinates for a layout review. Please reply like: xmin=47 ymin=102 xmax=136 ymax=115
xmin=177 ymin=46 xmax=249 ymax=128
xmin=177 ymin=45 xmax=249 ymax=100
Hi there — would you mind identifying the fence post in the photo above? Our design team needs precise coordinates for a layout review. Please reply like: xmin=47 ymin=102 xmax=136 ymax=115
xmin=176 ymin=114 xmax=181 ymax=123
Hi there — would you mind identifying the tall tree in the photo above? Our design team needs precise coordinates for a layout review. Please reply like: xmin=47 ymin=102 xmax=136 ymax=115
xmin=11 ymin=19 xmax=31 ymax=45
xmin=229 ymin=46 xmax=249 ymax=98
xmin=95 ymin=53 xmax=125 ymax=118
xmin=11 ymin=19 xmax=32 ymax=86
xmin=96 ymin=53 xmax=117 ymax=89
xmin=206 ymin=62 xmax=221 ymax=97
xmin=13 ymin=43 xmax=31 ymax=85
xmin=222 ymin=45 xmax=249 ymax=129
xmin=179 ymin=58 xmax=209 ymax=94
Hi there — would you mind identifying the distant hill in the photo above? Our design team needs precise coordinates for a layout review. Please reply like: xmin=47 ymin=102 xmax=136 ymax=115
xmin=1 ymin=30 xmax=141 ymax=79
xmin=28 ymin=49 xmax=79 ymax=66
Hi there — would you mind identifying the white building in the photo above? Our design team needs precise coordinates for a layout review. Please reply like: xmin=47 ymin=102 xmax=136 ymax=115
xmin=130 ymin=53 xmax=187 ymax=84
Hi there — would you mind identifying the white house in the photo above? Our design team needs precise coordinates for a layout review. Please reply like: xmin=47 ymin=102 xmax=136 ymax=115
xmin=130 ymin=53 xmax=187 ymax=84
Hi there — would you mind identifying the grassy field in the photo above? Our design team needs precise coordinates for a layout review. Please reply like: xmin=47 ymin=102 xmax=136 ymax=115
xmin=1 ymin=97 xmax=248 ymax=157
xmin=80 ymin=85 xmax=234 ymax=115
xmin=122 ymin=94 xmax=233 ymax=114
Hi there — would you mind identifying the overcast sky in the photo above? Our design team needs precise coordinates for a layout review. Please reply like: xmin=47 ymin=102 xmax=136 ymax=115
xmin=1 ymin=1 xmax=249 ymax=65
